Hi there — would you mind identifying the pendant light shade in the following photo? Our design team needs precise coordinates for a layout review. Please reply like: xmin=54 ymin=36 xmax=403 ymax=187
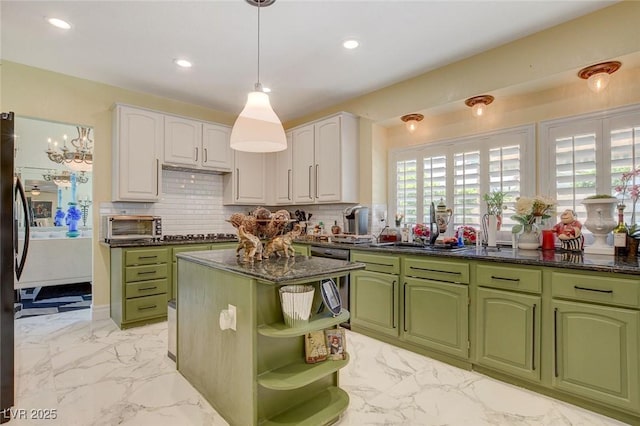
xmin=230 ymin=90 xmax=286 ymax=152
xmin=230 ymin=0 xmax=286 ymax=153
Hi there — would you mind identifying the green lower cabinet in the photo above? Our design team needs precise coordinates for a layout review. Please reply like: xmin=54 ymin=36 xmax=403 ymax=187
xmin=350 ymin=270 xmax=399 ymax=338
xmin=403 ymin=277 xmax=469 ymax=359
xmin=292 ymin=243 xmax=310 ymax=257
xmin=552 ymin=299 xmax=640 ymax=413
xmin=475 ymin=287 xmax=540 ymax=382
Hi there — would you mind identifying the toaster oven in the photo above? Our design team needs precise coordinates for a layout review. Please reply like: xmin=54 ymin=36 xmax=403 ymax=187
xmin=101 ymin=215 xmax=162 ymax=242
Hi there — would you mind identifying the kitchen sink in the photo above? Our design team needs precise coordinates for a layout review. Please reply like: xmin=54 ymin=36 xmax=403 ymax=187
xmin=368 ymin=241 xmax=470 ymax=252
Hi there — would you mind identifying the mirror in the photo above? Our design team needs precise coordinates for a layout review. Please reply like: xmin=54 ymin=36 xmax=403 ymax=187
xmin=14 ymin=117 xmax=93 ymax=229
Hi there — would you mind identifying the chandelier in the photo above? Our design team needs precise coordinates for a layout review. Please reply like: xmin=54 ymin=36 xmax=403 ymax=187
xmin=46 ymin=126 xmax=93 ymax=172
xmin=42 ymin=170 xmax=89 ymax=187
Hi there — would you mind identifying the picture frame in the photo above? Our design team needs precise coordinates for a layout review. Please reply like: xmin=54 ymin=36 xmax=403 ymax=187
xmin=304 ymin=331 xmax=328 ymax=364
xmin=325 ymin=328 xmax=346 ymax=361
xmin=32 ymin=201 xmax=52 ymax=219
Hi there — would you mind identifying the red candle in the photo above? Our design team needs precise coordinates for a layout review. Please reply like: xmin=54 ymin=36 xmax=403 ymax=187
xmin=541 ymin=229 xmax=556 ymax=250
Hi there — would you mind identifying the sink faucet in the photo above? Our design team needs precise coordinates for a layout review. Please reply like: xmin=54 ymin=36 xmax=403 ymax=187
xmin=429 ymin=201 xmax=439 ymax=245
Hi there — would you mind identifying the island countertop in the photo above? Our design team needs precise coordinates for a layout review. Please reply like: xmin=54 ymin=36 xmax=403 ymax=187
xmin=176 ymin=249 xmax=365 ymax=284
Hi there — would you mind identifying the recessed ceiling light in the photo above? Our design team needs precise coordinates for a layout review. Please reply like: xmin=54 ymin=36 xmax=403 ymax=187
xmin=47 ymin=17 xmax=71 ymax=30
xmin=174 ymin=59 xmax=192 ymax=68
xmin=343 ymin=40 xmax=359 ymax=50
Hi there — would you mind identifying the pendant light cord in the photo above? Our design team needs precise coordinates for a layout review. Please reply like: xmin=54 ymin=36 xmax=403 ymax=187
xmin=256 ymin=0 xmax=261 ymax=90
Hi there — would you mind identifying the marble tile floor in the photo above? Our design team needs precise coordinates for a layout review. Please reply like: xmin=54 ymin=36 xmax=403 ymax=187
xmin=9 ymin=310 xmax=628 ymax=426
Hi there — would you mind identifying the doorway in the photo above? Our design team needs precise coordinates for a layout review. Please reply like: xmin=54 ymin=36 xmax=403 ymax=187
xmin=14 ymin=117 xmax=94 ymax=319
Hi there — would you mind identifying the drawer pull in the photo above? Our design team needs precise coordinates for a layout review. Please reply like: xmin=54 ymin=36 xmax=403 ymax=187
xmin=138 ymin=255 xmax=158 ymax=260
xmin=574 ymin=285 xmax=613 ymax=294
xmin=365 ymin=261 xmax=394 ymax=268
xmin=138 ymin=286 xmax=158 ymax=291
xmin=491 ymin=275 xmax=520 ymax=282
xmin=410 ymin=266 xmax=460 ymax=275
xmin=138 ymin=305 xmax=157 ymax=311
xmin=137 ymin=271 xmax=157 ymax=275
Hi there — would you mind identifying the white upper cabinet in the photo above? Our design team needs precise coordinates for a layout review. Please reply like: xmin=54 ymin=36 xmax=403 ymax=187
xmin=290 ymin=112 xmax=359 ymax=204
xmin=223 ymin=150 xmax=267 ymax=205
xmin=272 ymin=132 xmax=293 ymax=204
xmin=164 ymin=116 xmax=201 ymax=167
xmin=202 ymin=123 xmax=232 ymax=171
xmin=112 ymin=105 xmax=163 ymax=202
xmin=164 ymin=116 xmax=232 ymax=172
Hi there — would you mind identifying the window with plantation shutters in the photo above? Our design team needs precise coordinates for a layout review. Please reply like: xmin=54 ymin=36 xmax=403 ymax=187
xmin=453 ymin=150 xmax=481 ymax=227
xmin=423 ymin=155 xmax=447 ymax=224
xmin=396 ymin=159 xmax=417 ymax=225
xmin=540 ymin=106 xmax=640 ymax=225
xmin=389 ymin=125 xmax=534 ymax=238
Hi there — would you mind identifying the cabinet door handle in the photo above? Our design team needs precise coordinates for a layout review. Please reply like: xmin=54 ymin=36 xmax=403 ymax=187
xmin=553 ymin=307 xmax=559 ymax=378
xmin=138 ymin=304 xmax=157 ymax=311
xmin=308 ymin=165 xmax=313 ymax=199
xmin=204 ymin=148 xmax=208 ymax=163
xmin=156 ymin=159 xmax=160 ymax=196
xmin=315 ymin=164 xmax=319 ymax=198
xmin=409 ymin=266 xmax=460 ymax=275
xmin=532 ymin=303 xmax=537 ymax=371
xmin=288 ymin=169 xmax=292 ymax=200
xmin=403 ymin=282 xmax=407 ymax=332
xmin=194 ymin=147 xmax=198 ymax=162
xmin=236 ymin=168 xmax=240 ymax=200
xmin=574 ymin=285 xmax=613 ymax=294
xmin=138 ymin=286 xmax=158 ymax=291
xmin=491 ymin=275 xmax=520 ymax=282
xmin=392 ymin=280 xmax=397 ymax=329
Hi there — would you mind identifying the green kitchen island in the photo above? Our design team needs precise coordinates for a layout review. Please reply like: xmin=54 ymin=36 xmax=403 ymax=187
xmin=175 ymin=249 xmax=364 ymax=426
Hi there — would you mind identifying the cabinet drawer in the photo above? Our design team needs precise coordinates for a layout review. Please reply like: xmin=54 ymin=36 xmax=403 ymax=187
xmin=403 ymin=257 xmax=469 ymax=284
xmin=125 ymin=264 xmax=168 ymax=283
xmin=351 ymin=251 xmax=400 ymax=275
xmin=125 ymin=278 xmax=167 ymax=298
xmin=551 ymin=272 xmax=640 ymax=308
xmin=477 ymin=264 xmax=541 ymax=294
xmin=172 ymin=244 xmax=211 ymax=258
xmin=125 ymin=294 xmax=167 ymax=321
xmin=125 ymin=248 xmax=168 ymax=266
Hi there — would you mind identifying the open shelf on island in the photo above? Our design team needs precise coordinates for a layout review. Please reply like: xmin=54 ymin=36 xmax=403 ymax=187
xmin=258 ymin=310 xmax=350 ymax=338
xmin=261 ymin=386 xmax=349 ymax=426
xmin=258 ymin=354 xmax=349 ymax=390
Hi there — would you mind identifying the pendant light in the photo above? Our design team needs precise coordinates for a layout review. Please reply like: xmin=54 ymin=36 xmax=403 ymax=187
xmin=230 ymin=0 xmax=286 ymax=153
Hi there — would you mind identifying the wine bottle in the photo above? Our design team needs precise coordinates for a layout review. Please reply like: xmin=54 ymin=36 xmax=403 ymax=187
xmin=613 ymin=205 xmax=628 ymax=257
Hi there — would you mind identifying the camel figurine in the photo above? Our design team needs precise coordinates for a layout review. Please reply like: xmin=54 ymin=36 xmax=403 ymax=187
xmin=237 ymin=225 xmax=263 ymax=263
xmin=264 ymin=224 xmax=302 ymax=259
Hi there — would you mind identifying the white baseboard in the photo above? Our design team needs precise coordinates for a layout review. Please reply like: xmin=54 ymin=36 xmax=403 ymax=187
xmin=91 ymin=304 xmax=110 ymax=321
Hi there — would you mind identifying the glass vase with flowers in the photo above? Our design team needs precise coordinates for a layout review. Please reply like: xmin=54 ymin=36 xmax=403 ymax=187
xmin=614 ymin=167 xmax=640 ymax=224
xmin=511 ymin=196 xmax=555 ymax=249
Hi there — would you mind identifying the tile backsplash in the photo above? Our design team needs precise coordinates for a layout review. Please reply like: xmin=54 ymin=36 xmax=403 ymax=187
xmin=100 ymin=169 xmax=376 ymax=236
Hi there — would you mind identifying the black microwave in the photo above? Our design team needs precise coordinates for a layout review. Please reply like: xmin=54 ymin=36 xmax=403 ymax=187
xmin=101 ymin=215 xmax=162 ymax=242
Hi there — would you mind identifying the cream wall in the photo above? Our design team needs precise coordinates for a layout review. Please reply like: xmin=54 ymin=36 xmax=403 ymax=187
xmin=0 ymin=62 xmax=237 ymax=311
xmin=1 ymin=1 xmax=640 ymax=316
xmin=285 ymin=1 xmax=640 ymax=208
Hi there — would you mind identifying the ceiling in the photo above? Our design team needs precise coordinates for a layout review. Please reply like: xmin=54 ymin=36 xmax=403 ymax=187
xmin=1 ymin=1 xmax=619 ymax=124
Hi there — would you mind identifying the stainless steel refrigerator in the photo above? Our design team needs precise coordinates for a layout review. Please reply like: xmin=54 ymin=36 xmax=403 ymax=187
xmin=1 ymin=112 xmax=30 ymax=423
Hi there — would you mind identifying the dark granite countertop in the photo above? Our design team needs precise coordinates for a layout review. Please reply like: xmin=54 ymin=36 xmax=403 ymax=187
xmin=301 ymin=241 xmax=640 ymax=275
xmin=104 ymin=238 xmax=238 ymax=248
xmin=176 ymin=249 xmax=365 ymax=284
